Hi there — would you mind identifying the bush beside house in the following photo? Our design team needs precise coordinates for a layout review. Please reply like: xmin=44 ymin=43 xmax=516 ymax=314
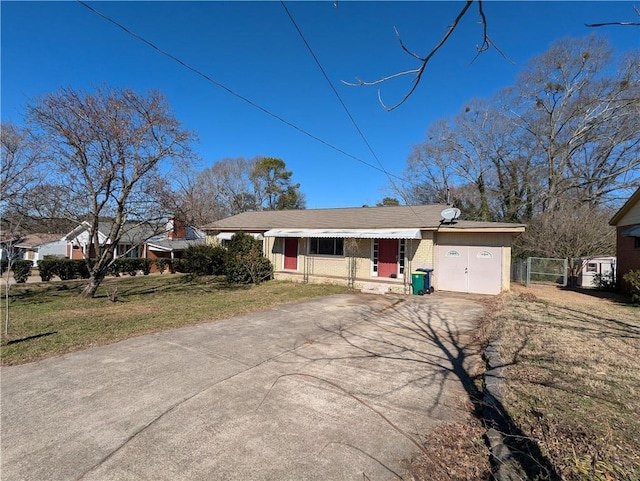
xmin=224 ymin=232 xmax=273 ymax=284
xmin=623 ymin=270 xmax=640 ymax=303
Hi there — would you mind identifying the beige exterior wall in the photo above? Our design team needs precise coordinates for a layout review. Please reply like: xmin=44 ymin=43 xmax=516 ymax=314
xmin=261 ymin=235 xmax=436 ymax=292
xmin=617 ymin=199 xmax=640 ymax=227
xmin=407 ymin=232 xmax=434 ymax=271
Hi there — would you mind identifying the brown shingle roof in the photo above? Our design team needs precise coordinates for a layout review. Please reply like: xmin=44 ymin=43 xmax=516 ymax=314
xmin=14 ymin=233 xmax=64 ymax=248
xmin=202 ymin=205 xmax=525 ymax=232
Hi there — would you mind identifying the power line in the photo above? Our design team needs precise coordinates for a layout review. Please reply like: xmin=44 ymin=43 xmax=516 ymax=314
xmin=76 ymin=0 xmax=405 ymax=182
xmin=280 ymin=1 xmax=420 ymax=209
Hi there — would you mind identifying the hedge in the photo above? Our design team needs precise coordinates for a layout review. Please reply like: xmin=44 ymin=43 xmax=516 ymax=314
xmin=38 ymin=259 xmax=90 ymax=281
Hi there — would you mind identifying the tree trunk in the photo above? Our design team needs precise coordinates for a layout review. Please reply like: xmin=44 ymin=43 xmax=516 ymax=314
xmin=81 ymin=271 xmax=106 ymax=299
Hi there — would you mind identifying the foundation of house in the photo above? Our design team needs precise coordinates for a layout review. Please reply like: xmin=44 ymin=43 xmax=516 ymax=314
xmin=273 ymin=271 xmax=411 ymax=295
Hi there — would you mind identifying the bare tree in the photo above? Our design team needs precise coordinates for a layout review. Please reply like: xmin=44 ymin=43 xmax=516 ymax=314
xmin=1 ymin=123 xmax=41 ymax=213
xmin=401 ymin=35 xmax=640 ymax=224
xmin=511 ymin=35 xmax=640 ymax=211
xmin=514 ymin=201 xmax=616 ymax=280
xmin=404 ymin=100 xmax=539 ymax=221
xmin=185 ymin=156 xmax=306 ymax=222
xmin=27 ymin=86 xmax=197 ymax=298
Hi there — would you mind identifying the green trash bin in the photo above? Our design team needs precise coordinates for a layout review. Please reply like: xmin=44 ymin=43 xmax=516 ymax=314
xmin=411 ymin=271 xmax=426 ymax=295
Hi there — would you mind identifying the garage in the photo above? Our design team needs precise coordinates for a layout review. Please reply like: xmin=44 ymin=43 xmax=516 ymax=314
xmin=433 ymin=229 xmax=522 ymax=295
xmin=437 ymin=245 xmax=503 ymax=295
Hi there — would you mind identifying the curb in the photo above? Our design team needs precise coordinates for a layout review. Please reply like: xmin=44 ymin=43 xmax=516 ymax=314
xmin=483 ymin=340 xmax=522 ymax=481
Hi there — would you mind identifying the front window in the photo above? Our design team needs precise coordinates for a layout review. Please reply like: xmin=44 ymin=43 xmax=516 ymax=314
xmin=119 ymin=244 xmax=140 ymax=258
xmin=587 ymin=263 xmax=597 ymax=273
xmin=309 ymin=238 xmax=344 ymax=256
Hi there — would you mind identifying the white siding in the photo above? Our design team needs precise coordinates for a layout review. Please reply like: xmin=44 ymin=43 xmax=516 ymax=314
xmin=617 ymin=199 xmax=640 ymax=227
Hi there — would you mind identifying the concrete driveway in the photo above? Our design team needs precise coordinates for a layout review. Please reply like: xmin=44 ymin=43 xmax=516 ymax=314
xmin=1 ymin=293 xmax=485 ymax=481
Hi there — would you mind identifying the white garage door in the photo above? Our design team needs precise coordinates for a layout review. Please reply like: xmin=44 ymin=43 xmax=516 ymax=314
xmin=437 ymin=245 xmax=503 ymax=295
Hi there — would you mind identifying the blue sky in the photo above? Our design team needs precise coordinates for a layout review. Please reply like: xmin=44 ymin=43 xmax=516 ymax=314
xmin=2 ymin=1 xmax=639 ymax=209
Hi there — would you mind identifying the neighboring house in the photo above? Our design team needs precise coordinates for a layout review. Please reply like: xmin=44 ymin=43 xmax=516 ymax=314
xmin=609 ymin=187 xmax=640 ymax=292
xmin=575 ymin=256 xmax=616 ymax=288
xmin=64 ymin=218 xmax=205 ymax=272
xmin=203 ymin=204 xmax=525 ymax=295
xmin=14 ymin=234 xmax=67 ymax=266
xmin=144 ymin=219 xmax=206 ymax=270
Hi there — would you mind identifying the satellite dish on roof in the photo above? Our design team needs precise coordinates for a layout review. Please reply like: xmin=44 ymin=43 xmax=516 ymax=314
xmin=441 ymin=208 xmax=461 ymax=222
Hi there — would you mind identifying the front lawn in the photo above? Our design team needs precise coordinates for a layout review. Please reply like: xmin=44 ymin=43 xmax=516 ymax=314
xmin=0 ymin=275 xmax=350 ymax=365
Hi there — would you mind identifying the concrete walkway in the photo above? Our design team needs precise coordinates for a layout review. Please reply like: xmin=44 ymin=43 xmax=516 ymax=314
xmin=1 ymin=293 xmax=484 ymax=481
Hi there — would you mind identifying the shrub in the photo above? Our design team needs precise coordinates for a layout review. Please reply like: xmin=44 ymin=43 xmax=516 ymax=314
xmin=224 ymin=233 xmax=272 ymax=284
xmin=181 ymin=244 xmax=226 ymax=276
xmin=117 ymin=258 xmax=140 ymax=276
xmin=12 ymin=260 xmax=32 ymax=283
xmin=154 ymin=258 xmax=169 ymax=274
xmin=623 ymin=270 xmax=640 ymax=303
xmin=594 ymin=272 xmax=616 ymax=291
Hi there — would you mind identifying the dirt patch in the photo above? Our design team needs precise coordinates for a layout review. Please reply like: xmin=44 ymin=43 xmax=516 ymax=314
xmin=403 ymin=409 xmax=491 ymax=481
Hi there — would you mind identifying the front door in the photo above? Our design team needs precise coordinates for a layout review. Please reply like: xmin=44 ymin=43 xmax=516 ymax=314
xmin=284 ymin=238 xmax=298 ymax=270
xmin=378 ymin=239 xmax=398 ymax=277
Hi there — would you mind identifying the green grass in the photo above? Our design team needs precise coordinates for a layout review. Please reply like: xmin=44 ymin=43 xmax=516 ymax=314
xmin=0 ymin=274 xmax=351 ymax=365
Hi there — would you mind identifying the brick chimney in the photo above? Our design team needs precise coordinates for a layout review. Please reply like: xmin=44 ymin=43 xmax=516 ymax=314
xmin=168 ymin=217 xmax=187 ymax=240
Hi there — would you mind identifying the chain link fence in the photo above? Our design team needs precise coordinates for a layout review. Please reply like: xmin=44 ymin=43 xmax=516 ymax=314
xmin=512 ymin=257 xmax=568 ymax=287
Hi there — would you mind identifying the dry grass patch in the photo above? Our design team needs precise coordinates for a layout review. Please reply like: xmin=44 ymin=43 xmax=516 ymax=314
xmin=1 ymin=275 xmax=350 ymax=365
xmin=495 ymin=285 xmax=640 ymax=480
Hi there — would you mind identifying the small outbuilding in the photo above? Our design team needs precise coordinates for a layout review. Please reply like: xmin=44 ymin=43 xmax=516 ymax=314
xmin=576 ymin=256 xmax=616 ymax=288
xmin=203 ymin=204 xmax=525 ymax=295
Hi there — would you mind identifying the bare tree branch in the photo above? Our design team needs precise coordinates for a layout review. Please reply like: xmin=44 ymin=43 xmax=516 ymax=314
xmin=343 ymin=1 xmax=489 ymax=111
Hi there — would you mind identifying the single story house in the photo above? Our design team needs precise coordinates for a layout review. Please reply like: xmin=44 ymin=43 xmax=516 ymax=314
xmin=203 ymin=204 xmax=525 ymax=295
xmin=14 ymin=234 xmax=67 ymax=266
xmin=609 ymin=187 xmax=640 ymax=292
xmin=64 ymin=218 xmax=205 ymax=272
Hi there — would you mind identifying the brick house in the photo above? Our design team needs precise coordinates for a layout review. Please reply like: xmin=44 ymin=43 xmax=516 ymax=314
xmin=64 ymin=218 xmax=205 ymax=272
xmin=609 ymin=187 xmax=640 ymax=292
xmin=203 ymin=204 xmax=525 ymax=295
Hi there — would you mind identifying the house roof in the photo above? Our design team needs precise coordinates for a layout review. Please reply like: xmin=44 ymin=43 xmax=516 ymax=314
xmin=610 ymin=187 xmax=640 ymax=226
xmin=65 ymin=221 xmax=165 ymax=244
xmin=15 ymin=233 xmax=64 ymax=248
xmin=202 ymin=205 xmax=526 ymax=233
xmin=147 ymin=238 xmax=206 ymax=252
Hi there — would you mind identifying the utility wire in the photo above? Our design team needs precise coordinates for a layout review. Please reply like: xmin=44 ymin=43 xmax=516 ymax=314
xmin=280 ymin=1 xmax=427 ymax=213
xmin=76 ymin=0 xmax=404 ymax=182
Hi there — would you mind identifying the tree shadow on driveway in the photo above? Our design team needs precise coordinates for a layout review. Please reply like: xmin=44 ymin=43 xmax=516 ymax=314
xmin=267 ymin=295 xmax=562 ymax=480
